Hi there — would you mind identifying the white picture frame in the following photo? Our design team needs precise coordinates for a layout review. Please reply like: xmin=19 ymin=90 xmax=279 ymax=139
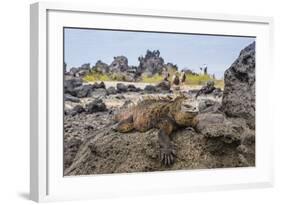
xmin=30 ymin=2 xmax=274 ymax=202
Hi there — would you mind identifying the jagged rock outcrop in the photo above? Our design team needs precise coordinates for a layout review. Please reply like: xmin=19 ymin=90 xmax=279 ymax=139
xmin=222 ymin=42 xmax=255 ymax=128
xmin=94 ymin=60 xmax=109 ymax=74
xmin=69 ymin=67 xmax=79 ymax=76
xmin=164 ymin=62 xmax=178 ymax=73
xmin=109 ymin=56 xmax=130 ymax=72
xmin=66 ymin=63 xmax=91 ymax=77
xmin=79 ymin=64 xmax=91 ymax=77
xmin=138 ymin=50 xmax=165 ymax=76
xmin=107 ymin=56 xmax=137 ymax=81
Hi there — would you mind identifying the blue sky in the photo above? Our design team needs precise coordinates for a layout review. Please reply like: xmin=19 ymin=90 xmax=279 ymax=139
xmin=64 ymin=28 xmax=255 ymax=79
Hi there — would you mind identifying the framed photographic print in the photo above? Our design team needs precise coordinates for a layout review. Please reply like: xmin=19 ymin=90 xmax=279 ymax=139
xmin=30 ymin=2 xmax=274 ymax=202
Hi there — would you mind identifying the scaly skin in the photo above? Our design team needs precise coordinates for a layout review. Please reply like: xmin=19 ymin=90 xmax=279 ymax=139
xmin=113 ymin=96 xmax=198 ymax=166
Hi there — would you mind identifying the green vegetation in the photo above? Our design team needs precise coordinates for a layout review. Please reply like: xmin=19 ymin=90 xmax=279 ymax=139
xmin=185 ymin=74 xmax=211 ymax=85
xmin=141 ymin=74 xmax=163 ymax=83
xmin=186 ymin=74 xmax=224 ymax=88
xmin=83 ymin=71 xmax=128 ymax=82
xmin=140 ymin=72 xmax=224 ymax=88
xmin=83 ymin=71 xmax=111 ymax=82
xmin=83 ymin=70 xmax=224 ymax=89
xmin=110 ymin=73 xmax=126 ymax=81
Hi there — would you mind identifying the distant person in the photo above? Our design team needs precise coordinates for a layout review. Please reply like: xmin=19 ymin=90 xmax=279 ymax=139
xmin=162 ymin=70 xmax=170 ymax=81
xmin=172 ymin=73 xmax=180 ymax=86
xmin=203 ymin=64 xmax=208 ymax=75
xmin=179 ymin=71 xmax=186 ymax=84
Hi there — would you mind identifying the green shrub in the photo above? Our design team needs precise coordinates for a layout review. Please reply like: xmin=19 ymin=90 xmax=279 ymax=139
xmin=185 ymin=74 xmax=212 ymax=85
xmin=110 ymin=73 xmax=126 ymax=81
xmin=83 ymin=71 xmax=111 ymax=82
xmin=83 ymin=70 xmax=224 ymax=89
xmin=185 ymin=74 xmax=224 ymax=88
xmin=141 ymin=74 xmax=163 ymax=83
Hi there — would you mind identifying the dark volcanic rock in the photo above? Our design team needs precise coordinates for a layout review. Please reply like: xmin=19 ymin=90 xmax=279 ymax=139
xmin=72 ymin=84 xmax=93 ymax=98
xmin=85 ymin=99 xmax=107 ymax=113
xmin=65 ymin=104 xmax=85 ymax=116
xmin=138 ymin=50 xmax=165 ymax=76
xmin=64 ymin=104 xmax=255 ymax=175
xmin=107 ymin=86 xmax=117 ymax=95
xmin=69 ymin=67 xmax=79 ymax=76
xmin=76 ymin=63 xmax=91 ymax=77
xmin=116 ymin=83 xmax=128 ymax=93
xmin=90 ymin=88 xmax=107 ymax=98
xmin=64 ymin=124 xmax=252 ymax=176
xmin=64 ymin=94 xmax=80 ymax=103
xmin=198 ymin=99 xmax=221 ymax=113
xmin=164 ymin=62 xmax=178 ymax=73
xmin=194 ymin=113 xmax=249 ymax=156
xmin=64 ymin=137 xmax=83 ymax=170
xmin=77 ymin=69 xmax=90 ymax=77
xmin=156 ymin=80 xmax=171 ymax=91
xmin=182 ymin=68 xmax=198 ymax=76
xmin=127 ymin=84 xmax=138 ymax=92
xmin=144 ymin=85 xmax=157 ymax=93
xmin=222 ymin=42 xmax=255 ymax=128
xmin=92 ymin=81 xmax=106 ymax=89
xmin=80 ymin=63 xmax=91 ymax=70
xmin=213 ymin=88 xmax=223 ymax=98
xmin=64 ymin=77 xmax=83 ymax=94
xmin=109 ymin=56 xmax=130 ymax=72
xmin=94 ymin=60 xmax=109 ymax=74
xmin=67 ymin=64 xmax=91 ymax=77
xmin=195 ymin=113 xmax=241 ymax=143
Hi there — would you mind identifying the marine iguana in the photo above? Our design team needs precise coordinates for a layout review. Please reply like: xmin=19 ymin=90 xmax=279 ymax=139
xmin=113 ymin=95 xmax=199 ymax=166
xmin=195 ymin=80 xmax=216 ymax=98
xmin=172 ymin=74 xmax=180 ymax=86
xmin=180 ymin=71 xmax=186 ymax=84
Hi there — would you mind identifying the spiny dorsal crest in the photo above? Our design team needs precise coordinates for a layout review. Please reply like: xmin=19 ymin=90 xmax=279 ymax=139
xmin=137 ymin=95 xmax=173 ymax=104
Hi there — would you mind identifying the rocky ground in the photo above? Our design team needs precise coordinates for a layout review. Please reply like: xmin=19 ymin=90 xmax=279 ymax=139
xmin=63 ymin=42 xmax=256 ymax=176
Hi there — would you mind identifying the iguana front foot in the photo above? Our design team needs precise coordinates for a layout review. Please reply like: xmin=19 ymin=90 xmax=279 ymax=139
xmin=160 ymin=145 xmax=176 ymax=166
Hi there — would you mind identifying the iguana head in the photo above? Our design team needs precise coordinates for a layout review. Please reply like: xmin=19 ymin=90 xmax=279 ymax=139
xmin=172 ymin=95 xmax=198 ymax=127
